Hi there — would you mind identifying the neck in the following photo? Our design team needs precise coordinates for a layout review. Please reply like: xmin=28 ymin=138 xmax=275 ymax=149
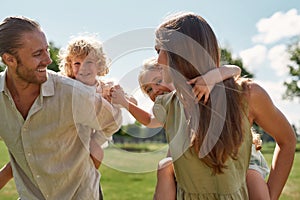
xmin=6 ymin=73 xmax=41 ymax=119
xmin=6 ymin=71 xmax=40 ymax=99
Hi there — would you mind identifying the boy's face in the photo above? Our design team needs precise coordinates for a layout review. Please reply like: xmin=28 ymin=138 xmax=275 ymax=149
xmin=141 ymin=70 xmax=173 ymax=102
xmin=71 ymin=54 xmax=98 ymax=86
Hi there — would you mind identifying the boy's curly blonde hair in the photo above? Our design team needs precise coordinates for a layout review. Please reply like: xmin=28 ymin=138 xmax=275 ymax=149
xmin=59 ymin=35 xmax=109 ymax=79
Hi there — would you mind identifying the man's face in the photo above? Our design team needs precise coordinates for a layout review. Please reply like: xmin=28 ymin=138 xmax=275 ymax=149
xmin=14 ymin=30 xmax=52 ymax=85
xmin=72 ymin=54 xmax=98 ymax=86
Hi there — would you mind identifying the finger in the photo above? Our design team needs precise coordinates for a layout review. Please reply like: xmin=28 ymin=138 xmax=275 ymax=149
xmin=203 ymin=93 xmax=209 ymax=104
xmin=111 ymin=92 xmax=117 ymax=98
xmin=192 ymin=86 xmax=200 ymax=96
xmin=192 ymin=87 xmax=197 ymax=96
xmin=196 ymin=92 xmax=204 ymax=103
xmin=187 ymin=77 xmax=196 ymax=85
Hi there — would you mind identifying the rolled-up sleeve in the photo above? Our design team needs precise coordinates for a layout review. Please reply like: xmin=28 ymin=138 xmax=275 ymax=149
xmin=72 ymin=83 xmax=122 ymax=136
xmin=95 ymin=96 xmax=122 ymax=135
xmin=152 ymin=92 xmax=174 ymax=125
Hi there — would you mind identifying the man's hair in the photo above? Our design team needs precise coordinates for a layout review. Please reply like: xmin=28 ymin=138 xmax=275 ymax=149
xmin=0 ymin=16 xmax=41 ymax=57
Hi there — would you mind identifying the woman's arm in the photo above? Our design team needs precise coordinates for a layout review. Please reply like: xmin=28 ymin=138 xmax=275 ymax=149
xmin=248 ymin=82 xmax=296 ymax=200
xmin=0 ymin=162 xmax=13 ymax=190
xmin=187 ymin=65 xmax=241 ymax=103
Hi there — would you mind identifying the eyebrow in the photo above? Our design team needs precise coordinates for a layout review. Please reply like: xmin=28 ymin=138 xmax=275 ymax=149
xmin=32 ymin=45 xmax=49 ymax=55
xmin=152 ymin=76 xmax=161 ymax=82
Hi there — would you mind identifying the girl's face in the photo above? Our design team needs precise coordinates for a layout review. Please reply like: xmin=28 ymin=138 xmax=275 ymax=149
xmin=71 ymin=54 xmax=98 ymax=86
xmin=141 ymin=69 xmax=173 ymax=102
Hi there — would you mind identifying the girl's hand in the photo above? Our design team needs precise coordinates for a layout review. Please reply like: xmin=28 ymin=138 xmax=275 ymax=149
xmin=187 ymin=76 xmax=214 ymax=104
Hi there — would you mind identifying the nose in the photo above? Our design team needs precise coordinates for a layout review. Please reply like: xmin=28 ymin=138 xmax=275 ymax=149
xmin=43 ymin=51 xmax=52 ymax=66
xmin=46 ymin=56 xmax=52 ymax=66
xmin=152 ymin=86 xmax=160 ymax=95
xmin=78 ymin=64 xmax=89 ymax=74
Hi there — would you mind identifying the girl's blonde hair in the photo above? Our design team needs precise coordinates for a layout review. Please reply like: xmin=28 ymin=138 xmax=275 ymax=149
xmin=59 ymin=35 xmax=109 ymax=79
xmin=138 ymin=57 xmax=162 ymax=94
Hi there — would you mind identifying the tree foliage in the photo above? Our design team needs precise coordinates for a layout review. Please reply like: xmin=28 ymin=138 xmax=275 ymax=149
xmin=220 ymin=48 xmax=254 ymax=78
xmin=283 ymin=39 xmax=300 ymax=100
xmin=47 ymin=41 xmax=60 ymax=72
xmin=0 ymin=63 xmax=5 ymax=72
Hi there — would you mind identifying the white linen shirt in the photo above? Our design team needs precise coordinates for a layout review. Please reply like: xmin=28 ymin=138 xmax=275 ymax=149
xmin=0 ymin=70 xmax=122 ymax=200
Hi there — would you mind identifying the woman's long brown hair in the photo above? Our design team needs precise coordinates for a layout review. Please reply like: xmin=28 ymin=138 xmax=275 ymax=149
xmin=156 ymin=12 xmax=247 ymax=174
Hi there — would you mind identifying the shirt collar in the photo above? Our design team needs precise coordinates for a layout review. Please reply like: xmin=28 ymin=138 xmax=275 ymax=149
xmin=0 ymin=68 xmax=55 ymax=97
xmin=0 ymin=68 xmax=7 ymax=92
xmin=41 ymin=70 xmax=55 ymax=97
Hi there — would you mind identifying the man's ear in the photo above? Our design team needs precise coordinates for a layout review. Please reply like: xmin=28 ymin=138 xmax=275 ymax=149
xmin=2 ymin=53 xmax=17 ymax=67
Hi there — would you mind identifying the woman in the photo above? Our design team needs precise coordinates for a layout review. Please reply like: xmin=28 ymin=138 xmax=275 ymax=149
xmin=153 ymin=12 xmax=296 ymax=199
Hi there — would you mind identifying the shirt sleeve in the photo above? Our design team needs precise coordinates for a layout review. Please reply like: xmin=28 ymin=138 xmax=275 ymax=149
xmin=72 ymin=83 xmax=122 ymax=137
xmin=91 ymin=130 xmax=112 ymax=147
xmin=152 ymin=92 xmax=175 ymax=125
xmin=94 ymin=95 xmax=122 ymax=136
xmin=89 ymin=132 xmax=106 ymax=162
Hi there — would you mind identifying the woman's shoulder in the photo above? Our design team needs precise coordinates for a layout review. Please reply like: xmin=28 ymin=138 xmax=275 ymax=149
xmin=239 ymin=79 xmax=270 ymax=101
xmin=239 ymin=79 xmax=275 ymax=121
xmin=235 ymin=78 xmax=266 ymax=99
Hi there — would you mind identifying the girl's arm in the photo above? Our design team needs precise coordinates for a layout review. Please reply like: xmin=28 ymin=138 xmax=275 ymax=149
xmin=111 ymin=85 xmax=163 ymax=128
xmin=0 ymin=162 xmax=13 ymax=190
xmin=248 ymin=82 xmax=296 ymax=200
xmin=187 ymin=65 xmax=241 ymax=103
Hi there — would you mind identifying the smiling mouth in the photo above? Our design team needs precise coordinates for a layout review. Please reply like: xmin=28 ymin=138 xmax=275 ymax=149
xmin=79 ymin=73 xmax=91 ymax=77
xmin=37 ymin=68 xmax=47 ymax=72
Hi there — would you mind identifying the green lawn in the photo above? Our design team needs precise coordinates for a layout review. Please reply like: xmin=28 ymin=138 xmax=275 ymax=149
xmin=0 ymin=142 xmax=299 ymax=200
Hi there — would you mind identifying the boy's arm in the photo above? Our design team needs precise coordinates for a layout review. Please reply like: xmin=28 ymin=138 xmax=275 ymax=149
xmin=187 ymin=65 xmax=241 ymax=103
xmin=0 ymin=162 xmax=13 ymax=190
xmin=111 ymin=86 xmax=162 ymax=128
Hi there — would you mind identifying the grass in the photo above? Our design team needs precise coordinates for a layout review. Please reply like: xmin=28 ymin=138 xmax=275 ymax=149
xmin=0 ymin=142 xmax=300 ymax=200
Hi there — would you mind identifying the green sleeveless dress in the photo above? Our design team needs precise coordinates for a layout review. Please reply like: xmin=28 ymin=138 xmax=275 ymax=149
xmin=153 ymin=91 xmax=252 ymax=200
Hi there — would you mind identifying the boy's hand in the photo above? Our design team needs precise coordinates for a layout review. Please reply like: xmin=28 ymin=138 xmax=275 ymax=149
xmin=110 ymin=85 xmax=128 ymax=108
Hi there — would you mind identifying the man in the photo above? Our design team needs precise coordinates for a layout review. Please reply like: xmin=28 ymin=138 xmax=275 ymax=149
xmin=0 ymin=16 xmax=122 ymax=199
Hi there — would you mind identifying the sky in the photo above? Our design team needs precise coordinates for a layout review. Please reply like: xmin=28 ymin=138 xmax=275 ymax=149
xmin=1 ymin=0 xmax=300 ymax=133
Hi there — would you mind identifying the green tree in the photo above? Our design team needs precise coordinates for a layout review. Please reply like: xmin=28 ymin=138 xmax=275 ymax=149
xmin=283 ymin=39 xmax=300 ymax=100
xmin=220 ymin=48 xmax=254 ymax=78
xmin=0 ymin=62 xmax=5 ymax=72
xmin=48 ymin=41 xmax=60 ymax=72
